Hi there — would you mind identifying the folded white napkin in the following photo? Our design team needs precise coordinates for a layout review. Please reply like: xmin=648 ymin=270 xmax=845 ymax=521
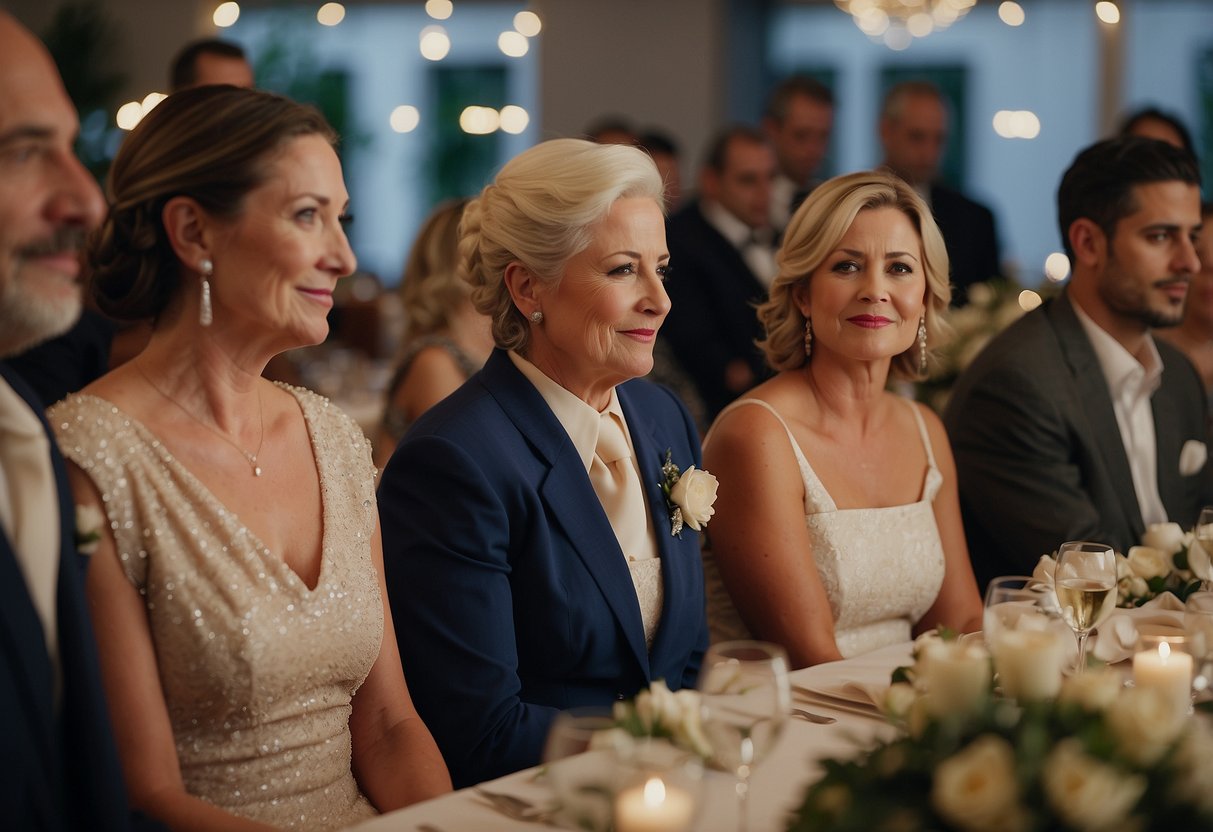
xmin=1091 ymin=593 xmax=1186 ymax=664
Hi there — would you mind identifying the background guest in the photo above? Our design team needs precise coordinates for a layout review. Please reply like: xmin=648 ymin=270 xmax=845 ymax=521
xmin=946 ymin=137 xmax=1210 ymax=589
xmin=52 ymin=85 xmax=449 ymax=830
xmin=379 ymin=138 xmax=708 ymax=788
xmin=662 ymin=125 xmax=777 ymax=420
xmin=701 ymin=171 xmax=981 ymax=668
xmin=373 ymin=198 xmax=492 ymax=470
xmin=763 ymin=74 xmax=835 ymax=232
xmin=1120 ymin=105 xmax=1197 ymax=158
xmin=169 ymin=37 xmax=254 ymax=91
xmin=0 ymin=13 xmax=150 ymax=830
xmin=636 ymin=128 xmax=683 ymax=212
xmin=878 ymin=80 xmax=1001 ymax=306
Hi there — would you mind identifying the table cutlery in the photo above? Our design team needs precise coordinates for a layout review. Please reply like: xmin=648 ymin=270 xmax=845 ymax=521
xmin=790 ymin=707 xmax=836 ymax=724
xmin=474 ymin=788 xmax=559 ymax=826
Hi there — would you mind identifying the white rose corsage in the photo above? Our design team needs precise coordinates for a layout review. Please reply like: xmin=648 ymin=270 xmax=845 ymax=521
xmin=74 ymin=504 xmax=105 ymax=555
xmin=658 ymin=449 xmax=718 ymax=537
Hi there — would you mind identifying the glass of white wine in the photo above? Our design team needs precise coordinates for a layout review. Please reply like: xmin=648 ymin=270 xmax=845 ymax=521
xmin=1053 ymin=540 xmax=1118 ymax=674
xmin=1195 ymin=507 xmax=1213 ymax=590
xmin=697 ymin=640 xmax=790 ymax=832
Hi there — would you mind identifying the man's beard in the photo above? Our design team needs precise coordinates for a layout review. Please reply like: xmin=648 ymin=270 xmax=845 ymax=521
xmin=0 ymin=227 xmax=88 ymax=358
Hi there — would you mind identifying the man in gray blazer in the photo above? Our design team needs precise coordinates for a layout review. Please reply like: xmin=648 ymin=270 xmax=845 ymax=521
xmin=945 ymin=137 xmax=1211 ymax=591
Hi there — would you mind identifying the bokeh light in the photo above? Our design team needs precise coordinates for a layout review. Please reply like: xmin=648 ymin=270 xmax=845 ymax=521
xmin=425 ymin=0 xmax=453 ymax=20
xmin=213 ymin=2 xmax=240 ymax=27
xmin=1044 ymin=252 xmax=1071 ymax=283
xmin=514 ymin=10 xmax=542 ymax=36
xmin=998 ymin=1 xmax=1025 ymax=26
xmin=317 ymin=2 xmax=345 ymax=26
xmin=498 ymin=30 xmax=529 ymax=57
xmin=499 ymin=105 xmax=530 ymax=134
xmin=420 ymin=26 xmax=451 ymax=60
xmin=389 ymin=105 xmax=420 ymax=133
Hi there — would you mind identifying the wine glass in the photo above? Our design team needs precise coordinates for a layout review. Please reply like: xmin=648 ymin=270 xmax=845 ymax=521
xmin=697 ymin=640 xmax=790 ymax=832
xmin=1185 ymin=591 xmax=1213 ymax=702
xmin=1195 ymin=507 xmax=1213 ymax=589
xmin=542 ymin=707 xmax=630 ymax=831
xmin=1053 ymin=541 xmax=1118 ymax=674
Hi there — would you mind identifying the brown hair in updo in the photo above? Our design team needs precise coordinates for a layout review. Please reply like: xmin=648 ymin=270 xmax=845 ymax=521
xmin=90 ymin=85 xmax=336 ymax=322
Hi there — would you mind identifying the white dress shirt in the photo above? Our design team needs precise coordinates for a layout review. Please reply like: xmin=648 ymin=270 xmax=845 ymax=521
xmin=0 ymin=377 xmax=60 ymax=666
xmin=1072 ymin=300 xmax=1168 ymax=526
xmin=701 ymin=199 xmax=779 ymax=288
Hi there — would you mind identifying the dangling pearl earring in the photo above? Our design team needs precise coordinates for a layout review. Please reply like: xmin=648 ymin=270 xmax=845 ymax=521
xmin=918 ymin=316 xmax=928 ymax=374
xmin=529 ymin=310 xmax=544 ymax=324
xmin=803 ymin=317 xmax=812 ymax=359
xmin=199 ymin=259 xmax=213 ymax=327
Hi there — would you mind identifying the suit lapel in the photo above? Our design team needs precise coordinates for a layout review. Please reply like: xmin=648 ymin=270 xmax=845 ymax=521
xmin=1049 ymin=295 xmax=1145 ymax=538
xmin=479 ymin=352 xmax=650 ymax=675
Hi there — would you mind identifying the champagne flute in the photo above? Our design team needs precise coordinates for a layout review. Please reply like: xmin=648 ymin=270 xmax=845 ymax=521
xmin=1053 ymin=541 xmax=1118 ymax=674
xmin=697 ymin=640 xmax=790 ymax=832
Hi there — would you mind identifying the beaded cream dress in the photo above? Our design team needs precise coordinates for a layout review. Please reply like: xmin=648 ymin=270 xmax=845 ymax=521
xmin=51 ymin=386 xmax=382 ymax=830
xmin=702 ymin=397 xmax=945 ymax=658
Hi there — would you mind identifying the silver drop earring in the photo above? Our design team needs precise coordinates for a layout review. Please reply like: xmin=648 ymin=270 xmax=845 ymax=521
xmin=803 ymin=318 xmax=812 ymax=359
xmin=529 ymin=310 xmax=544 ymax=324
xmin=199 ymin=259 xmax=214 ymax=327
xmin=918 ymin=316 xmax=928 ymax=374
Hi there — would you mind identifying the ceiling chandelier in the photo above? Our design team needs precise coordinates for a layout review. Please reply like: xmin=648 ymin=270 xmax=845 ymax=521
xmin=835 ymin=0 xmax=978 ymax=50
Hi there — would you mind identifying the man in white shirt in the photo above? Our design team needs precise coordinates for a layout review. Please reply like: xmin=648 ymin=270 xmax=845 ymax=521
xmin=944 ymin=136 xmax=1210 ymax=590
xmin=0 ymin=12 xmax=152 ymax=830
xmin=662 ymin=126 xmax=777 ymax=418
xmin=763 ymin=75 xmax=834 ymax=232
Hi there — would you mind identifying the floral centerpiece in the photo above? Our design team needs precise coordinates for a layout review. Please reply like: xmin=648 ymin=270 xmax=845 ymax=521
xmin=917 ymin=279 xmax=1040 ymax=413
xmin=611 ymin=679 xmax=712 ymax=759
xmin=788 ymin=632 xmax=1213 ymax=832
xmin=1035 ymin=522 xmax=1210 ymax=609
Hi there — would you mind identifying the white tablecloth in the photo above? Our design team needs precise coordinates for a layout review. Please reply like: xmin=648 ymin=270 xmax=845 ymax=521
xmin=349 ymin=642 xmax=912 ymax=831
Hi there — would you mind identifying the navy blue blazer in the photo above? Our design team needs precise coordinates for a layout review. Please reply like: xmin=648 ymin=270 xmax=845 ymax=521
xmin=379 ymin=350 xmax=709 ymax=788
xmin=0 ymin=365 xmax=147 ymax=830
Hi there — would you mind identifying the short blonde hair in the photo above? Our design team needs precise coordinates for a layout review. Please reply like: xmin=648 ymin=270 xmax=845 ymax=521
xmin=398 ymin=198 xmax=469 ymax=338
xmin=461 ymin=138 xmax=665 ymax=353
xmin=757 ymin=170 xmax=951 ymax=380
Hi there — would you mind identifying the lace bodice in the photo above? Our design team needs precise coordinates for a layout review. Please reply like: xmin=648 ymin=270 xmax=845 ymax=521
xmin=51 ymin=386 xmax=382 ymax=830
xmin=702 ymin=396 xmax=946 ymax=658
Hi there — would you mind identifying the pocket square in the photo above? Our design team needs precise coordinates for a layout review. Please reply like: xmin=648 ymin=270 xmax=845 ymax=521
xmin=1179 ymin=439 xmax=1207 ymax=476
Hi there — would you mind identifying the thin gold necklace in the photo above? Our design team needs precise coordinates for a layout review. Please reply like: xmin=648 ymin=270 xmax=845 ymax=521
xmin=134 ymin=360 xmax=266 ymax=477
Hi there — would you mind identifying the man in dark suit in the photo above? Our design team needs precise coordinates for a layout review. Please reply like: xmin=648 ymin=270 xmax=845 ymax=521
xmin=945 ymin=137 xmax=1211 ymax=590
xmin=662 ymin=126 xmax=777 ymax=419
xmin=763 ymin=75 xmax=834 ymax=232
xmin=0 ymin=13 xmax=148 ymax=829
xmin=879 ymin=81 xmax=1001 ymax=306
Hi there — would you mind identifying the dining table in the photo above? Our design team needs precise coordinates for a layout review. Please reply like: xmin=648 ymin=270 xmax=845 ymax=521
xmin=348 ymin=641 xmax=913 ymax=832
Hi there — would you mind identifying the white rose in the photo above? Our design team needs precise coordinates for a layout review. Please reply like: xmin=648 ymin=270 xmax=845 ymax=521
xmin=669 ymin=688 xmax=712 ymax=758
xmin=1115 ymin=554 xmax=1133 ymax=581
xmin=1142 ymin=522 xmax=1186 ymax=553
xmin=916 ymin=641 xmax=991 ymax=717
xmin=1042 ymin=739 xmax=1146 ymax=832
xmin=1126 ymin=545 xmax=1172 ymax=580
xmin=1171 ymin=717 xmax=1213 ymax=814
xmin=669 ymin=466 xmax=718 ymax=531
xmin=1106 ymin=686 xmax=1186 ymax=766
xmin=74 ymin=504 xmax=106 ymax=555
xmin=1189 ymin=537 xmax=1213 ymax=581
xmin=631 ymin=688 xmax=655 ymax=731
xmin=931 ymin=735 xmax=1024 ymax=832
xmin=1058 ymin=668 xmax=1122 ymax=712
xmin=881 ymin=682 xmax=918 ymax=720
xmin=1128 ymin=575 xmax=1149 ymax=598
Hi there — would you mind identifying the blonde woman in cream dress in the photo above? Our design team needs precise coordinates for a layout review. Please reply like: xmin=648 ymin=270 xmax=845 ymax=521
xmin=701 ymin=171 xmax=982 ymax=669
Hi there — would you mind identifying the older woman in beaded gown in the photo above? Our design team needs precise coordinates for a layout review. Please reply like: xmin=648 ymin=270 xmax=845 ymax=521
xmin=701 ymin=171 xmax=982 ymax=669
xmin=50 ymin=86 xmax=449 ymax=830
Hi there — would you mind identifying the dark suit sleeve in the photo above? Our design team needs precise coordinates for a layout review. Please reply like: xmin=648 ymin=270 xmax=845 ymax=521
xmin=946 ymin=363 xmax=1114 ymax=576
xmin=379 ymin=434 xmax=558 ymax=788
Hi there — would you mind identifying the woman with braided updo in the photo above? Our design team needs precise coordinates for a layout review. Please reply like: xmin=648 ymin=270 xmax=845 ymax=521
xmin=377 ymin=138 xmax=709 ymax=788
xmin=50 ymin=85 xmax=449 ymax=830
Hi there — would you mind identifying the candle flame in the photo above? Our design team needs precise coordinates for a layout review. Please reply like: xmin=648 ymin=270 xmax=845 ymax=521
xmin=1159 ymin=642 xmax=1171 ymax=661
xmin=643 ymin=776 xmax=666 ymax=807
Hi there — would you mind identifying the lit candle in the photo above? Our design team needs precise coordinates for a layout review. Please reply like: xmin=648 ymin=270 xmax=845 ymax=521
xmin=614 ymin=776 xmax=694 ymax=832
xmin=1132 ymin=641 xmax=1193 ymax=719
xmin=994 ymin=629 xmax=1065 ymax=700
xmin=919 ymin=642 xmax=990 ymax=717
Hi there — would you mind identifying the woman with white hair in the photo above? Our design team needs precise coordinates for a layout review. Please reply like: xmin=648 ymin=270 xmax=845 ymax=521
xmin=702 ymin=170 xmax=982 ymax=669
xmin=378 ymin=139 xmax=709 ymax=788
